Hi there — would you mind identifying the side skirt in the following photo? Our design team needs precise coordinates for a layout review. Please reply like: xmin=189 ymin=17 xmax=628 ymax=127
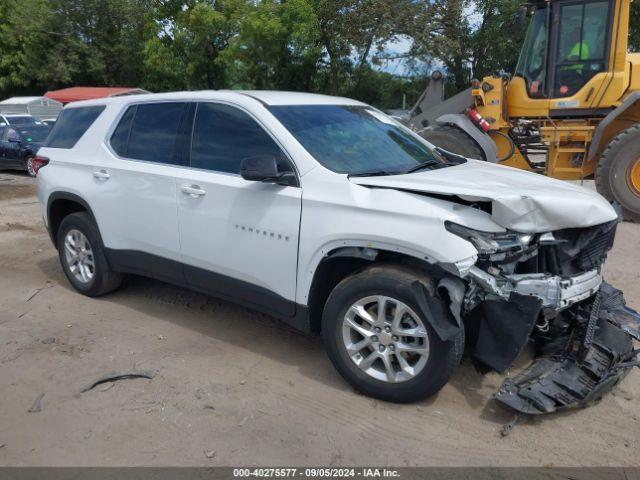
xmin=104 ymin=248 xmax=311 ymax=333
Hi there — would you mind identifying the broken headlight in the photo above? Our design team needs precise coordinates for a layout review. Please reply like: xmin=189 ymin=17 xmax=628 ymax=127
xmin=445 ymin=221 xmax=533 ymax=255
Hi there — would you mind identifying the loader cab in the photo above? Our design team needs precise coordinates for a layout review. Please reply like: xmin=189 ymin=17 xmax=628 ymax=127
xmin=515 ymin=0 xmax=613 ymax=100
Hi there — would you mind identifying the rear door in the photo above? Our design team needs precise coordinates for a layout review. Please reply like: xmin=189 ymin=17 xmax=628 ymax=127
xmin=175 ymin=102 xmax=302 ymax=316
xmin=90 ymin=102 xmax=194 ymax=281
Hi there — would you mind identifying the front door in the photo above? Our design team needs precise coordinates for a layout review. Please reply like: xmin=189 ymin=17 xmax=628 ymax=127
xmin=176 ymin=102 xmax=302 ymax=316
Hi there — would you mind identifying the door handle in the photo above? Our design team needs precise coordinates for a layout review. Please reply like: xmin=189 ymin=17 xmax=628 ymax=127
xmin=93 ymin=169 xmax=110 ymax=180
xmin=181 ymin=184 xmax=206 ymax=197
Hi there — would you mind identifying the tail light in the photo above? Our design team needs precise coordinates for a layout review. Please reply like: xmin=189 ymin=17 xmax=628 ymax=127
xmin=467 ymin=109 xmax=491 ymax=133
xmin=32 ymin=155 xmax=49 ymax=176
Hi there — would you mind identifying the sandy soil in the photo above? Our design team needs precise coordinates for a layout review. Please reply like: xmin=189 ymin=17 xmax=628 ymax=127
xmin=0 ymin=171 xmax=638 ymax=467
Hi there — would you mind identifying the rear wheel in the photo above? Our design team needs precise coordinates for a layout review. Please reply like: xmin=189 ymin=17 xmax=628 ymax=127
xmin=57 ymin=212 xmax=123 ymax=296
xmin=25 ymin=155 xmax=36 ymax=177
xmin=419 ymin=125 xmax=485 ymax=161
xmin=595 ymin=124 xmax=640 ymax=223
xmin=322 ymin=265 xmax=464 ymax=403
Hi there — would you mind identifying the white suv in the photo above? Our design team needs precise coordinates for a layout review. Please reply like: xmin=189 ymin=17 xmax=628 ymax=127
xmin=36 ymin=91 xmax=639 ymax=414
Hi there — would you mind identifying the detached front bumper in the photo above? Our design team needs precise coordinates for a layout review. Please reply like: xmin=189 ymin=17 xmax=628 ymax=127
xmin=495 ymin=283 xmax=639 ymax=414
xmin=464 ymin=265 xmax=639 ymax=414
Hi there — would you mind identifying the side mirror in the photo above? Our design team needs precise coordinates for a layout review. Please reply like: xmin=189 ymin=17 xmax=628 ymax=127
xmin=240 ymin=155 xmax=297 ymax=186
xmin=515 ymin=6 xmax=528 ymax=30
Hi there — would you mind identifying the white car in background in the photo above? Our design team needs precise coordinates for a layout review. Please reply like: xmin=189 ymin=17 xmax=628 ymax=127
xmin=0 ymin=113 xmax=40 ymax=127
xmin=35 ymin=91 xmax=640 ymax=414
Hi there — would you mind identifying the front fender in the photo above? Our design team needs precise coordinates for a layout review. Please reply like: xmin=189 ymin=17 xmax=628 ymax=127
xmin=296 ymin=237 xmax=475 ymax=306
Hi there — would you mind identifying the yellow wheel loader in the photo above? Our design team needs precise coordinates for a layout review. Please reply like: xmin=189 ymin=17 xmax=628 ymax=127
xmin=410 ymin=0 xmax=640 ymax=221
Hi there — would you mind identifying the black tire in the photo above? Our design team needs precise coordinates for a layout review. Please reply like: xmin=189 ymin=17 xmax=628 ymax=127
xmin=419 ymin=125 xmax=485 ymax=161
xmin=57 ymin=212 xmax=122 ymax=296
xmin=24 ymin=155 xmax=36 ymax=177
xmin=595 ymin=124 xmax=640 ymax=223
xmin=322 ymin=264 xmax=464 ymax=403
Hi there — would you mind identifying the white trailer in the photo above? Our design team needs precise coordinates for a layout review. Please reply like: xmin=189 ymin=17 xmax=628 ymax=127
xmin=0 ymin=96 xmax=63 ymax=121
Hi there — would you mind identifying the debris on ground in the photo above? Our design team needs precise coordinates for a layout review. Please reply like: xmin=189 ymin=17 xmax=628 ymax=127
xmin=27 ymin=393 xmax=44 ymax=413
xmin=98 ymin=382 xmax=115 ymax=392
xmin=205 ymin=450 xmax=216 ymax=459
xmin=500 ymin=415 xmax=518 ymax=437
xmin=25 ymin=285 xmax=51 ymax=302
xmin=80 ymin=371 xmax=155 ymax=393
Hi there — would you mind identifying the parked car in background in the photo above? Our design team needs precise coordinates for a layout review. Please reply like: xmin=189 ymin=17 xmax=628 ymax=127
xmin=0 ymin=113 xmax=40 ymax=127
xmin=0 ymin=123 xmax=51 ymax=176
xmin=35 ymin=91 xmax=640 ymax=414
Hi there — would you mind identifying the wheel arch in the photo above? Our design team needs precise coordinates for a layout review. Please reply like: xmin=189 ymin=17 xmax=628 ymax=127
xmin=432 ymin=114 xmax=499 ymax=162
xmin=589 ymin=91 xmax=640 ymax=161
xmin=304 ymin=245 xmax=455 ymax=333
xmin=47 ymin=192 xmax=98 ymax=248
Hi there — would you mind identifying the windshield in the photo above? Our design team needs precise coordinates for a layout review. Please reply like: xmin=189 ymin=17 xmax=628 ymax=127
xmin=18 ymin=125 xmax=51 ymax=143
xmin=515 ymin=7 xmax=549 ymax=98
xmin=8 ymin=115 xmax=38 ymax=126
xmin=269 ymin=105 xmax=451 ymax=175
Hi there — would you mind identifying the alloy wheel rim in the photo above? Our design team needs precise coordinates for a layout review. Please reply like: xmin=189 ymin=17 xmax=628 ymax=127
xmin=64 ymin=229 xmax=95 ymax=284
xmin=342 ymin=295 xmax=430 ymax=383
xmin=628 ymin=158 xmax=640 ymax=197
xmin=26 ymin=157 xmax=35 ymax=176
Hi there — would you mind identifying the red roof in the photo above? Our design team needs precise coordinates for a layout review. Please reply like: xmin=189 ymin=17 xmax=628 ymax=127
xmin=44 ymin=87 xmax=148 ymax=104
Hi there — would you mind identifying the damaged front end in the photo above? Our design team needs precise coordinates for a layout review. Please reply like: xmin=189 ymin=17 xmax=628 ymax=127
xmin=450 ymin=219 xmax=640 ymax=414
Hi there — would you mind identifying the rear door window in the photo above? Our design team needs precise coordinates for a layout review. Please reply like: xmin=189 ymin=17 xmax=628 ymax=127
xmin=45 ymin=106 xmax=105 ymax=149
xmin=115 ymin=102 xmax=191 ymax=165
xmin=190 ymin=103 xmax=286 ymax=174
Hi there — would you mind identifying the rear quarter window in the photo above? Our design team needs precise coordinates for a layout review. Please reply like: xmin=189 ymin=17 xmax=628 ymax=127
xmin=44 ymin=106 xmax=105 ymax=149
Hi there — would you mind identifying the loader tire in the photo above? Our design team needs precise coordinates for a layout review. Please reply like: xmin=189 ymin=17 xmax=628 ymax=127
xmin=595 ymin=124 xmax=640 ymax=223
xmin=419 ymin=125 xmax=485 ymax=161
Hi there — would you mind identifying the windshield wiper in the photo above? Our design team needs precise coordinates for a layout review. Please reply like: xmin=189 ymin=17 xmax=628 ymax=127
xmin=347 ymin=170 xmax=404 ymax=178
xmin=403 ymin=159 xmax=443 ymax=174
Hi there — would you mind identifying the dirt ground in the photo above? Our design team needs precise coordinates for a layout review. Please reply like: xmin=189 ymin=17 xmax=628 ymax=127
xmin=0 ymin=171 xmax=638 ymax=467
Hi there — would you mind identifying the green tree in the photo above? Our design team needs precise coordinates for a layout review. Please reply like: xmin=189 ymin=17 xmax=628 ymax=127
xmin=143 ymin=1 xmax=244 ymax=91
xmin=0 ymin=0 xmax=152 ymax=96
xmin=469 ymin=0 xmax=525 ymax=80
xmin=218 ymin=0 xmax=321 ymax=91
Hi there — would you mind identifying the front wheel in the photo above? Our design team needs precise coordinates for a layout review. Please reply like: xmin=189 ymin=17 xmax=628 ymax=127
xmin=322 ymin=265 xmax=464 ymax=403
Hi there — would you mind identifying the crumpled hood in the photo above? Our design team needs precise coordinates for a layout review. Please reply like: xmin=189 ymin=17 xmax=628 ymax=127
xmin=349 ymin=160 xmax=618 ymax=232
